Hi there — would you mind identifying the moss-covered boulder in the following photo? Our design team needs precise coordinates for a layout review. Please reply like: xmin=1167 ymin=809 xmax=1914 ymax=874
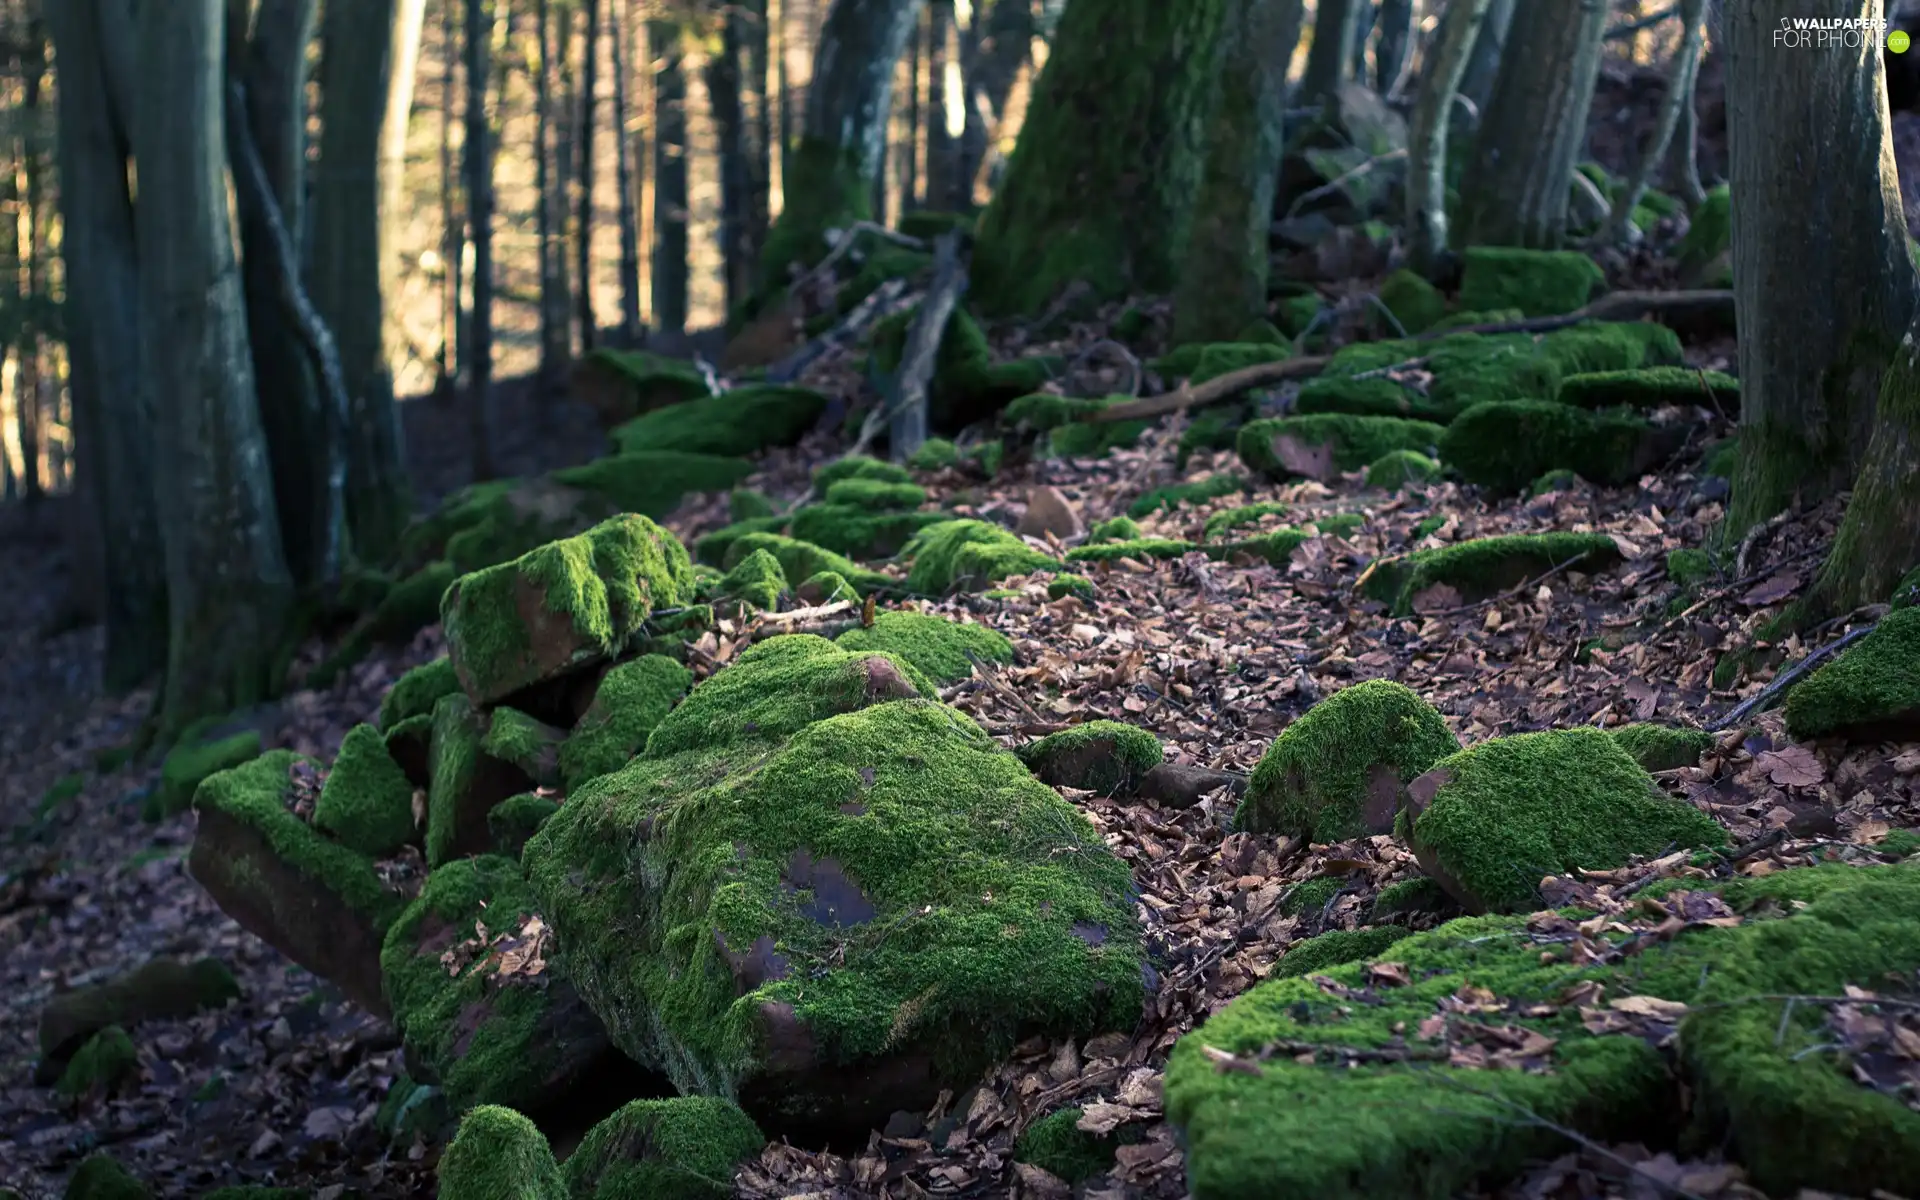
xmin=401 ymin=478 xmax=606 ymax=576
xmin=1236 ymin=680 xmax=1460 ymax=842
xmin=1557 ymin=366 xmax=1739 ymax=411
xmin=37 ymin=957 xmax=240 ymax=1085
xmin=573 ymin=348 xmax=714 ymax=427
xmin=720 ymin=532 xmax=894 ymax=596
xmin=1608 ymin=723 xmax=1713 ymax=772
xmin=558 ymin=655 xmax=694 ymax=793
xmin=1002 ymin=393 xmax=1150 ymax=460
xmin=312 ymin=724 xmax=418 ymax=860
xmin=1377 ymin=268 xmax=1447 ymax=334
xmin=693 ymin=516 xmax=791 ymax=568
xmin=1678 ymin=183 xmax=1731 ymax=282
xmin=716 ymin=547 xmax=790 ymax=612
xmin=63 ymin=1156 xmax=152 ymax=1200
xmin=1369 ymin=876 xmax=1455 ymax=922
xmin=54 ymin=1025 xmax=137 ymax=1100
xmin=1439 ymin=399 xmax=1677 ymax=494
xmin=1784 ymin=606 xmax=1920 ymax=742
xmin=379 ymin=657 xmax=461 ymax=732
xmin=428 ymin=695 xmax=566 ymax=868
xmin=788 ymin=502 xmax=947 ymax=559
xmin=815 ymin=455 xmax=914 ymax=490
xmin=795 ymin=571 xmax=860 ymax=606
xmin=610 ymin=385 xmax=828 ymax=457
xmin=562 ymin=1097 xmax=765 ymax=1199
xmin=1048 ymin=574 xmax=1095 ymax=602
xmin=1457 ymin=246 xmax=1605 ymax=317
xmin=1363 ymin=532 xmax=1623 ymax=615
xmin=822 ymin=478 xmax=926 ymax=511
xmin=833 ymin=610 xmax=1014 ymax=687
xmin=1088 ymin=515 xmax=1143 ymax=543
xmin=1365 ymin=449 xmax=1440 ymax=490
xmin=1399 ymin=729 xmax=1726 ymax=913
xmin=1167 ymin=864 xmax=1920 ymax=1200
xmin=1238 ymin=414 xmax=1443 ymax=481
xmin=903 ymin=520 xmax=1061 ymax=594
xmin=1272 ymin=926 xmax=1411 ymax=978
xmin=154 ymin=729 xmax=263 ymax=821
xmin=525 ymin=636 xmax=1144 ymax=1135
xmin=442 ymin=514 xmax=695 ymax=707
xmin=1066 ymin=537 xmax=1196 ymax=563
xmin=189 ymin=752 xmax=409 ymax=1016
xmin=552 ymin=452 xmax=756 ymax=520
xmin=1017 ymin=721 xmax=1163 ymax=795
xmin=488 ymin=794 xmax=560 ymax=860
xmin=437 ymin=1104 xmax=567 ymax=1200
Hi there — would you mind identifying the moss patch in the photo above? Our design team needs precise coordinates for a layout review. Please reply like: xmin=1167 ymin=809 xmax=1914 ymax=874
xmin=1678 ymin=183 xmax=1730 ymax=277
xmin=437 ymin=1104 xmax=567 ymax=1200
xmin=1366 ymin=449 xmax=1440 ymax=490
xmin=55 ymin=1025 xmax=137 ymax=1099
xmin=822 ymin=478 xmax=927 ymax=511
xmin=789 ymin=503 xmax=947 ymax=560
xmin=796 ymin=571 xmax=860 ymax=606
xmin=1364 ymin=533 xmax=1623 ymax=615
xmin=1377 ymin=268 xmax=1447 ymax=334
xmin=1439 ymin=400 xmax=1664 ymax=494
xmin=561 ymin=1096 xmax=765 ymax=1199
xmin=1370 ymin=876 xmax=1455 ymax=922
xmin=815 ymin=455 xmax=915 ymax=490
xmin=1457 ymin=246 xmax=1605 ymax=317
xmin=903 ymin=520 xmax=1061 ymax=594
xmin=834 ymin=610 xmax=1014 ymax=687
xmin=1048 ymin=574 xmax=1095 ymax=602
xmin=1017 ymin=721 xmax=1164 ymax=795
xmin=610 ymin=386 xmax=828 ymax=458
xmin=718 ymin=548 xmax=791 ymax=612
xmin=1557 ymin=366 xmax=1739 ymax=411
xmin=1066 ymin=538 xmax=1195 ymax=564
xmin=37 ymin=958 xmax=240 ymax=1079
xmin=1013 ymin=1107 xmax=1141 ymax=1183
xmin=1203 ymin=501 xmax=1289 ymax=540
xmin=1608 ymin=723 xmax=1713 ymax=773
xmin=1089 ymin=515 xmax=1143 ymax=542
xmin=488 ymin=794 xmax=560 ymax=860
xmin=552 ymin=452 xmax=755 ymax=518
xmin=313 ymin=724 xmax=417 ymax=858
xmin=560 ymin=655 xmax=695 ymax=792
xmin=379 ymin=657 xmax=461 ymax=732
xmin=154 ymin=731 xmax=263 ymax=822
xmin=1272 ymin=926 xmax=1411 ymax=978
xmin=1238 ymin=415 xmax=1444 ymax=479
xmin=62 ymin=1156 xmax=152 ymax=1200
xmin=1784 ymin=607 xmax=1920 ymax=742
xmin=1128 ymin=474 xmax=1245 ymax=518
xmin=693 ymin=517 xmax=792 ymax=568
xmin=721 ymin=532 xmax=894 ymax=596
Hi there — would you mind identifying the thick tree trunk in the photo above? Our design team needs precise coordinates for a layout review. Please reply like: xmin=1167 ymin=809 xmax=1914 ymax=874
xmin=1374 ymin=0 xmax=1413 ymax=94
xmin=1405 ymin=0 xmax=1492 ymax=275
xmin=577 ymin=0 xmax=601 ymax=351
xmin=1457 ymin=0 xmax=1609 ymax=249
xmin=611 ymin=0 xmax=642 ymax=342
xmin=1805 ymin=325 xmax=1920 ymax=617
xmin=1603 ymin=0 xmax=1709 ymax=244
xmin=1457 ymin=0 xmax=1514 ymax=113
xmin=49 ymin=0 xmax=169 ymax=690
xmin=756 ymin=0 xmax=925 ymax=299
xmin=136 ymin=0 xmax=294 ymax=735
xmin=1299 ymin=0 xmax=1358 ymax=107
xmin=651 ymin=18 xmax=690 ymax=337
xmin=1724 ymin=0 xmax=1918 ymax=536
xmin=956 ymin=0 xmax=1033 ymax=205
xmin=1171 ymin=0 xmax=1303 ymax=345
xmin=972 ymin=0 xmax=1224 ymax=316
xmin=467 ymin=0 xmax=498 ymax=480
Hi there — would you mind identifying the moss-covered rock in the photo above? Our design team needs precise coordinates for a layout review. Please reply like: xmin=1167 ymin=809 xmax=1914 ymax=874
xmin=907 ymin=439 xmax=960 ymax=470
xmin=903 ymin=520 xmax=1061 ymax=594
xmin=441 ymin=514 xmax=694 ymax=707
xmin=730 ymin=489 xmax=776 ymax=521
xmin=402 ymin=479 xmax=605 ymax=576
xmin=313 ymin=724 xmax=417 ymax=858
xmin=788 ymin=503 xmax=947 ymax=559
xmin=1191 ymin=342 xmax=1292 ymax=384
xmin=54 ymin=1025 xmax=137 ymax=1099
xmin=1272 ymin=926 xmax=1412 ymax=979
xmin=1400 ymin=729 xmax=1726 ymax=913
xmin=488 ymin=794 xmax=560 ymax=860
xmin=1678 ymin=183 xmax=1731 ymax=280
xmin=1784 ymin=606 xmax=1920 ymax=742
xmin=1202 ymin=501 xmax=1289 ymax=540
xmin=562 ymin=1096 xmax=765 ymax=1199
xmin=1128 ymin=474 xmax=1245 ymax=518
xmin=1292 ymin=375 xmax=1454 ymax=424
xmin=1369 ymin=876 xmax=1455 ymax=922
xmin=1013 ymin=1106 xmax=1141 ymax=1183
xmin=610 ymin=385 xmax=829 ymax=458
xmin=693 ymin=516 xmax=791 ymax=568
xmin=1002 ymin=393 xmax=1151 ymax=460
xmin=525 ymin=636 xmax=1144 ymax=1134
xmin=1438 ymin=400 xmax=1673 ymax=494
xmin=1608 ymin=723 xmax=1713 ymax=772
xmin=385 ymin=713 xmax=434 ymax=790
xmin=815 ymin=455 xmax=914 ymax=490
xmin=189 ymin=752 xmax=408 ymax=1016
xmin=574 ymin=348 xmax=713 ymax=426
xmin=1457 ymin=246 xmax=1604 ymax=317
xmin=834 ymin=610 xmax=1014 ymax=687
xmin=1530 ymin=468 xmax=1582 ymax=496
xmin=559 ymin=655 xmax=694 ymax=793
xmin=428 ymin=696 xmax=566 ymax=868
xmin=37 ymin=956 xmax=236 ymax=1075
xmin=1363 ymin=533 xmax=1623 ymax=615
xmin=1557 ymin=366 xmax=1739 ymax=411
xmin=795 ymin=571 xmax=860 ymax=606
xmin=154 ymin=730 xmax=263 ymax=822
xmin=551 ymin=453 xmax=756 ymax=519
xmin=1089 ymin=515 xmax=1143 ymax=542
xmin=1237 ymin=680 xmax=1460 ymax=842
xmin=717 ymin=547 xmax=790 ymax=612
xmin=63 ymin=1155 xmax=152 ymax=1200
xmin=1238 ymin=414 xmax=1444 ymax=480
xmin=1365 ymin=449 xmax=1440 ymax=490
xmin=1047 ymin=573 xmax=1096 ymax=601
xmin=1018 ymin=721 xmax=1163 ymax=795
xmin=822 ymin=478 xmax=927 ymax=511
xmin=437 ymin=1104 xmax=567 ymax=1200
xmin=1376 ymin=268 xmax=1447 ymax=334
xmin=1066 ymin=537 xmax=1195 ymax=563
xmin=379 ymin=657 xmax=461 ymax=732
xmin=721 ymin=532 xmax=894 ymax=596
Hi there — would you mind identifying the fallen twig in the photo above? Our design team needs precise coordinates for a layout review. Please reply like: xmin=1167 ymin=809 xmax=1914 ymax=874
xmin=887 ymin=231 xmax=969 ymax=463
xmin=1735 ymin=506 xmax=1800 ymax=578
xmin=766 ymin=277 xmax=912 ymax=384
xmin=1285 ymin=148 xmax=1408 ymax=219
xmin=1705 ymin=618 xmax=1878 ymax=731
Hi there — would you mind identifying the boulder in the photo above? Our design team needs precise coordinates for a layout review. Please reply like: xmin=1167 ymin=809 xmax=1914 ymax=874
xmin=379 ymin=657 xmax=462 ymax=732
xmin=1456 ymin=246 xmax=1605 ymax=317
xmin=1017 ymin=721 xmax=1164 ymax=795
xmin=1439 ymin=399 xmax=1688 ymax=494
xmin=1237 ymin=415 xmax=1443 ymax=482
xmin=37 ymin=957 xmax=239 ymax=1084
xmin=1361 ymin=532 xmax=1624 ymax=616
xmin=313 ymin=724 xmax=418 ymax=858
xmin=558 ymin=654 xmax=694 ymax=793
xmin=428 ymin=696 xmax=567 ymax=868
xmin=1785 ymin=607 xmax=1920 ymax=742
xmin=437 ymin=1105 xmax=567 ymax=1200
xmin=903 ymin=520 xmax=1062 ymax=594
xmin=1017 ymin=486 xmax=1085 ymax=541
xmin=561 ymin=1097 xmax=765 ymax=1199
xmin=834 ymin=610 xmax=1015 ymax=687
xmin=1136 ymin=763 xmax=1249 ymax=809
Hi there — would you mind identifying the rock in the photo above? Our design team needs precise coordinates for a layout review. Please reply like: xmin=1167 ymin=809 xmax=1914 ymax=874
xmin=1440 ymin=399 xmax=1691 ymax=494
xmin=379 ymin=658 xmax=462 ymax=732
xmin=153 ymin=729 xmax=263 ymax=821
xmin=794 ymin=570 xmax=860 ymax=606
xmin=1608 ymin=724 xmax=1714 ymax=773
xmin=1018 ymin=721 xmax=1165 ymax=795
xmin=561 ymin=1097 xmax=765 ymax=1199
xmin=189 ymin=751 xmax=410 ymax=1017
xmin=1235 ymin=680 xmax=1460 ymax=842
xmin=62 ymin=1155 xmax=151 ymax=1200
xmin=428 ymin=696 xmax=567 ymax=867
xmin=313 ymin=724 xmax=418 ymax=858
xmin=1237 ymin=414 xmax=1443 ymax=481
xmin=384 ymin=714 xmax=433 ymax=790
xmin=1457 ymin=246 xmax=1606 ymax=318
xmin=437 ymin=1105 xmax=566 ymax=1200
xmin=721 ymin=532 xmax=894 ymax=596
xmin=834 ymin=610 xmax=1015 ymax=687
xmin=54 ymin=1026 xmax=137 ymax=1100
xmin=716 ymin=547 xmax=791 ymax=612
xmin=1136 ymin=763 xmax=1249 ymax=809
xmin=557 ymin=655 xmax=694 ymax=793
xmin=1399 ymin=728 xmax=1726 ymax=914
xmin=904 ymin=520 xmax=1062 ymax=594
xmin=37 ymin=957 xmax=239 ymax=1084
xmin=487 ymin=795 xmax=561 ymax=860
xmin=526 ymin=635 xmax=1144 ymax=1138
xmin=441 ymin=514 xmax=696 ymax=708
xmin=570 ymin=348 xmax=713 ymax=428
xmin=608 ymin=384 xmax=830 ymax=458
xmin=1360 ymin=532 xmax=1625 ymax=616
xmin=1557 ymin=366 xmax=1740 ymax=411
xmin=1785 ymin=607 xmax=1920 ymax=743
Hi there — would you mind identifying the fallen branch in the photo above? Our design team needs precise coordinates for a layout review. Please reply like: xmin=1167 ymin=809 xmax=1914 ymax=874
xmin=787 ymin=220 xmax=927 ymax=302
xmin=1083 ymin=290 xmax=1735 ymax=425
xmin=766 ymin=276 xmax=912 ymax=384
xmin=1648 ymin=546 xmax=1823 ymax=638
xmin=1705 ymin=619 xmax=1878 ymax=731
xmin=888 ymin=231 xmax=969 ymax=463
xmin=1286 ymin=148 xmax=1408 ymax=220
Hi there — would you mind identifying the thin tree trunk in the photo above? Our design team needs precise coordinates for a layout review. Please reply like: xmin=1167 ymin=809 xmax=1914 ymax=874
xmin=577 ymin=0 xmax=601 ymax=350
xmin=554 ymin=0 xmax=579 ymax=358
xmin=467 ymin=0 xmax=498 ymax=480
xmin=1723 ymin=0 xmax=1917 ymax=538
xmin=706 ymin=7 xmax=753 ymax=321
xmin=925 ymin=0 xmax=959 ymax=211
xmin=611 ymin=0 xmax=642 ymax=342
xmin=743 ymin=0 xmax=774 ymax=306
xmin=381 ymin=0 xmax=429 ymax=368
xmin=440 ymin=0 xmax=464 ymax=390
xmin=14 ymin=23 xmax=47 ymax=503
xmin=1171 ymin=0 xmax=1304 ymax=345
xmin=651 ymin=17 xmax=690 ymax=336
xmin=956 ymin=0 xmax=1033 ymax=205
xmin=1602 ymin=0 xmax=1708 ymax=244
xmin=1374 ymin=0 xmax=1413 ymax=95
xmin=1299 ymin=0 xmax=1357 ymax=108
xmin=535 ymin=0 xmax=568 ymax=385
xmin=1349 ymin=0 xmax=1374 ymax=81
xmin=902 ymin=9 xmax=920 ymax=209
xmin=1458 ymin=0 xmax=1610 ymax=249
xmin=1405 ymin=0 xmax=1491 ymax=275
xmin=1669 ymin=44 xmax=1708 ymax=206
xmin=137 ymin=0 xmax=295 ymax=734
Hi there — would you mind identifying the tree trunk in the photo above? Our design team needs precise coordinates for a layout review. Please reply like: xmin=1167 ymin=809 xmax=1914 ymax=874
xmin=1374 ymin=0 xmax=1413 ymax=95
xmin=651 ymin=17 xmax=690 ymax=337
xmin=1667 ymin=43 xmax=1709 ymax=206
xmin=1723 ymin=0 xmax=1917 ymax=537
xmin=744 ymin=0 xmax=773 ymax=297
xmin=1405 ymin=0 xmax=1492 ymax=275
xmin=382 ymin=0 xmax=429 ymax=364
xmin=708 ymin=8 xmax=754 ymax=321
xmin=971 ymin=0 xmax=1224 ymax=317
xmin=1171 ymin=0 xmax=1303 ymax=345
xmin=14 ymin=23 xmax=47 ymax=503
xmin=956 ymin=0 xmax=1034 ymax=205
xmin=467 ymin=0 xmax=498 ymax=480
xmin=1805 ymin=325 xmax=1920 ymax=617
xmin=611 ymin=0 xmax=642 ymax=342
xmin=1299 ymin=0 xmax=1357 ymax=108
xmin=535 ymin=0 xmax=569 ymax=387
xmin=136 ymin=0 xmax=294 ymax=735
xmin=756 ymin=0 xmax=925 ymax=299
xmin=1457 ymin=0 xmax=1609 ymax=249
xmin=925 ymin=0 xmax=961 ymax=211
xmin=440 ymin=0 xmax=463 ymax=389
xmin=553 ymin=0 xmax=579 ymax=361
xmin=1602 ymin=0 xmax=1708 ymax=245
xmin=1457 ymin=0 xmax=1514 ymax=112
xmin=1349 ymin=0 xmax=1374 ymax=82
xmin=577 ymin=0 xmax=600 ymax=351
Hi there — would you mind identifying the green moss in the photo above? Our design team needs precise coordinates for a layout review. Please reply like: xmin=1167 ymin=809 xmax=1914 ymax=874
xmin=1412 ymin=515 xmax=1447 ymax=539
xmin=692 ymin=516 xmax=791 ymax=568
xmin=581 ymin=348 xmax=712 ymax=412
xmin=375 ymin=1074 xmax=450 ymax=1143
xmin=1364 ymin=532 xmax=1623 ymax=615
xmin=610 ymin=386 xmax=828 ymax=458
xmin=903 ymin=520 xmax=1061 ymax=594
xmin=313 ymin=724 xmax=417 ymax=858
xmin=1129 ymin=474 xmax=1246 ymax=517
xmin=437 ymin=1104 xmax=566 ymax=1200
xmin=1191 ymin=342 xmax=1291 ymax=384
xmin=154 ymin=730 xmax=263 ymax=821
xmin=480 ymin=708 xmax=562 ymax=785
xmin=1607 ymin=723 xmax=1713 ymax=773
xmin=1882 ymin=830 xmax=1920 ymax=858
xmin=1017 ymin=720 xmax=1163 ymax=794
xmin=822 ymin=478 xmax=926 ymax=511
xmin=789 ymin=503 xmax=946 ymax=559
xmin=1293 ymin=376 xmax=1456 ymax=424
xmin=55 ymin=1025 xmax=137 ymax=1099
xmin=1237 ymin=680 xmax=1460 ymax=841
xmin=1272 ymin=926 xmax=1411 ymax=978
xmin=1090 ymin=516 xmax=1143 ymax=542
xmin=1665 ymin=548 xmax=1715 ymax=592
xmin=717 ymin=548 xmax=790 ymax=612
xmin=1281 ymin=877 xmax=1343 ymax=916
xmin=814 ymin=455 xmax=915 ymax=490
xmin=1428 ymin=307 xmax=1525 ymax=331
xmin=1700 ymin=437 xmax=1738 ymax=480
xmin=907 ymin=439 xmax=960 ymax=470
xmin=401 ymin=480 xmax=588 ymax=575
xmin=1066 ymin=538 xmax=1195 ymax=563
xmin=1457 ymin=246 xmax=1605 ymax=317
xmin=730 ymin=489 xmax=776 ymax=521
xmin=1048 ymin=574 xmax=1095 ymax=601
xmin=488 ymin=794 xmax=560 ymax=859
xmin=1238 ymin=415 xmax=1444 ymax=479
xmin=834 ymin=610 xmax=1014 ymax=687
xmin=38 ymin=771 xmax=85 ymax=817
xmin=1558 ymin=366 xmax=1739 ymax=410
xmin=795 ymin=571 xmax=860 ymax=605
xmin=1014 ymin=1107 xmax=1141 ymax=1182
xmin=1540 ymin=320 xmax=1685 ymax=374
xmin=552 ymin=452 xmax=755 ymax=517
xmin=1203 ymin=501 xmax=1289 ymax=540
xmin=1530 ymin=468 xmax=1582 ymax=496
xmin=1369 ymin=876 xmax=1454 ymax=921
xmin=1783 ymin=607 xmax=1920 ymax=741
xmin=1405 ymin=729 xmax=1726 ymax=913
xmin=561 ymin=1096 xmax=765 ymax=1199
xmin=1439 ymin=400 xmax=1658 ymax=494
xmin=1365 ymin=449 xmax=1439 ymax=490
xmin=63 ymin=1156 xmax=152 ymax=1200
xmin=1678 ymin=183 xmax=1731 ymax=276
xmin=379 ymin=657 xmax=462 ymax=732
xmin=198 ymin=1188 xmax=305 ymax=1200
xmin=722 ymin=535 xmax=891 ymax=597
xmin=1002 ymin=394 xmax=1149 ymax=459
xmin=1002 ymin=393 xmax=1102 ymax=432
xmin=560 ymin=655 xmax=695 ymax=792
xmin=37 ymin=958 xmax=240 ymax=1078
xmin=1377 ymin=269 xmax=1447 ymax=334
xmin=1892 ymin=566 xmax=1920 ymax=610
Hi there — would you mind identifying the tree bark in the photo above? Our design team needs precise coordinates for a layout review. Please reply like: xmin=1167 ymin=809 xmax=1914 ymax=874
xmin=971 ymin=0 xmax=1225 ymax=317
xmin=136 ymin=0 xmax=295 ymax=734
xmin=467 ymin=0 xmax=498 ymax=480
xmin=577 ymin=0 xmax=601 ymax=351
xmin=924 ymin=0 xmax=961 ymax=211
xmin=13 ymin=20 xmax=48 ymax=503
xmin=1724 ymin=0 xmax=1918 ymax=537
xmin=1668 ymin=43 xmax=1709 ymax=206
xmin=744 ymin=0 xmax=773 ymax=298
xmin=49 ymin=0 xmax=169 ymax=689
xmin=611 ymin=0 xmax=642 ymax=342
xmin=1171 ymin=0 xmax=1303 ymax=345
xmin=707 ymin=6 xmax=755 ymax=321
xmin=439 ymin=0 xmax=463 ymax=390
xmin=756 ymin=0 xmax=925 ymax=300
xmin=956 ymin=0 xmax=1034 ymax=205
xmin=1299 ymin=0 xmax=1358 ymax=108
xmin=1405 ymin=0 xmax=1492 ymax=275
xmin=382 ymin=0 xmax=428 ymax=356
xmin=535 ymin=0 xmax=569 ymax=387
xmin=651 ymin=17 xmax=690 ymax=337
xmin=1804 ymin=325 xmax=1920 ymax=617
xmin=1457 ymin=0 xmax=1514 ymax=114
xmin=1603 ymin=0 xmax=1709 ymax=244
xmin=1374 ymin=0 xmax=1413 ymax=95
xmin=1457 ymin=0 xmax=1609 ymax=249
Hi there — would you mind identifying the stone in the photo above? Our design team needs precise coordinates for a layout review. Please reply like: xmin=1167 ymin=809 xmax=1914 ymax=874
xmin=1017 ymin=486 xmax=1085 ymax=540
